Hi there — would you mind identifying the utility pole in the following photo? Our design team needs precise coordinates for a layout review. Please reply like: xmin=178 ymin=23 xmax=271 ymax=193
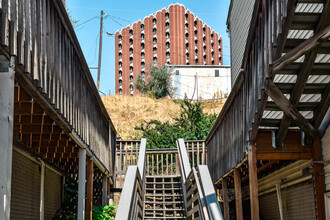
xmin=97 ymin=10 xmax=104 ymax=91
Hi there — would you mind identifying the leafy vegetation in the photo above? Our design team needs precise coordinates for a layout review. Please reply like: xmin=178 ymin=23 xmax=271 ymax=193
xmin=134 ymin=99 xmax=217 ymax=148
xmin=135 ymin=65 xmax=174 ymax=99
xmin=92 ymin=205 xmax=116 ymax=220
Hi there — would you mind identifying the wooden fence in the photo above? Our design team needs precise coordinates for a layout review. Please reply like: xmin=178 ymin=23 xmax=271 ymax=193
xmin=115 ymin=140 xmax=206 ymax=188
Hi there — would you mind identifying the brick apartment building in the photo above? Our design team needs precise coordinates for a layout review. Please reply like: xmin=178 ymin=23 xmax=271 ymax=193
xmin=115 ymin=3 xmax=223 ymax=95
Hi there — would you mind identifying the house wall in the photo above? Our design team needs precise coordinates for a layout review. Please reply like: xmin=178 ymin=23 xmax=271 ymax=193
xmin=171 ymin=66 xmax=231 ymax=100
xmin=227 ymin=0 xmax=255 ymax=86
xmin=10 ymin=148 xmax=62 ymax=220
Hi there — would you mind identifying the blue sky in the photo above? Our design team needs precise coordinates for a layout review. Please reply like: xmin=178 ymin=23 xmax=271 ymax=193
xmin=66 ymin=0 xmax=231 ymax=95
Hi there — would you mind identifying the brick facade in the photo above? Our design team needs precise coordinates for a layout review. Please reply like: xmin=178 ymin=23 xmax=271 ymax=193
xmin=115 ymin=3 xmax=223 ymax=95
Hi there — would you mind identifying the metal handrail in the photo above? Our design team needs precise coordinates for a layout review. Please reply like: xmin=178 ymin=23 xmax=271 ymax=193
xmin=115 ymin=138 xmax=147 ymax=220
xmin=177 ymin=138 xmax=223 ymax=220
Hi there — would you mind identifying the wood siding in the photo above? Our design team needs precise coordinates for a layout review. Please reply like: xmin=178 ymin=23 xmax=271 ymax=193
xmin=10 ymin=149 xmax=62 ymax=220
xmin=227 ymin=0 xmax=255 ymax=86
xmin=259 ymin=180 xmax=316 ymax=220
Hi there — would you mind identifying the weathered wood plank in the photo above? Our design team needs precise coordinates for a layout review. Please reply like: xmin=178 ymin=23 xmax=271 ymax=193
xmin=265 ymin=79 xmax=316 ymax=137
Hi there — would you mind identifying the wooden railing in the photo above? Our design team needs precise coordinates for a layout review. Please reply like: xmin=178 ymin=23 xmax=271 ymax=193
xmin=205 ymin=0 xmax=290 ymax=181
xmin=0 ymin=0 xmax=116 ymax=173
xmin=177 ymin=139 xmax=223 ymax=220
xmin=115 ymin=139 xmax=146 ymax=220
xmin=115 ymin=140 xmax=206 ymax=188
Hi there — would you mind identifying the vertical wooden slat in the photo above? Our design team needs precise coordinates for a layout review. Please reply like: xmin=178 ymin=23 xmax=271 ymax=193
xmin=171 ymin=153 xmax=173 ymax=175
xmin=248 ymin=143 xmax=259 ymax=220
xmin=166 ymin=153 xmax=169 ymax=175
xmin=202 ymin=141 xmax=206 ymax=165
xmin=86 ymin=158 xmax=93 ymax=220
xmin=156 ymin=154 xmax=159 ymax=175
xmin=312 ymin=135 xmax=326 ymax=220
xmin=197 ymin=142 xmax=200 ymax=165
xmin=119 ymin=142 xmax=122 ymax=187
xmin=152 ymin=154 xmax=154 ymax=176
xmin=130 ymin=142 xmax=133 ymax=165
xmin=234 ymin=169 xmax=243 ymax=220
xmin=222 ymin=179 xmax=230 ymax=220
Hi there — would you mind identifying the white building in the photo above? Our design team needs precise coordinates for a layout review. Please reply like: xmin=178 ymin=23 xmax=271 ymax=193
xmin=169 ymin=65 xmax=231 ymax=101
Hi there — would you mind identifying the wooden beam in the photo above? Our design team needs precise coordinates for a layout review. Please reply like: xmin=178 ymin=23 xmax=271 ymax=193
xmin=256 ymin=131 xmax=312 ymax=160
xmin=312 ymin=135 xmax=326 ymax=220
xmin=265 ymin=79 xmax=317 ymax=137
xmin=86 ymin=157 xmax=94 ymax=220
xmin=222 ymin=178 xmax=230 ymax=220
xmin=271 ymin=24 xmax=330 ymax=76
xmin=248 ymin=143 xmax=259 ymax=220
xmin=234 ymin=169 xmax=243 ymax=220
xmin=276 ymin=52 xmax=318 ymax=147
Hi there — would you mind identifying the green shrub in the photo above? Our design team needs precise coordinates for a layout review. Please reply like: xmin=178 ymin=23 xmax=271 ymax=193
xmin=92 ymin=205 xmax=116 ymax=220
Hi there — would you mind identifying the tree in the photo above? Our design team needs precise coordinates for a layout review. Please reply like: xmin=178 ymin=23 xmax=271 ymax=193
xmin=134 ymin=99 xmax=217 ymax=148
xmin=135 ymin=65 xmax=174 ymax=99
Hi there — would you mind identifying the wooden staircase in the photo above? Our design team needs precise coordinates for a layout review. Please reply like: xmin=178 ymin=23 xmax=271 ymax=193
xmin=143 ymin=176 xmax=186 ymax=219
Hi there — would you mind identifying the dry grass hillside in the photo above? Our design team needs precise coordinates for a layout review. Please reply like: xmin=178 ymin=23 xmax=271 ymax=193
xmin=102 ymin=95 xmax=225 ymax=139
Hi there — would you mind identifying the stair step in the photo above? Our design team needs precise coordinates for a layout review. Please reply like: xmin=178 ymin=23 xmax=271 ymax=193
xmin=146 ymin=181 xmax=180 ymax=184
xmin=145 ymin=187 xmax=182 ymax=190
xmin=145 ymin=208 xmax=184 ymax=211
xmin=144 ymin=217 xmax=186 ymax=219
xmin=145 ymin=201 xmax=183 ymax=204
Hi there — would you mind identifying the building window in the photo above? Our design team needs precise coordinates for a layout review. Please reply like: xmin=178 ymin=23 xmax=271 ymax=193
xmin=119 ymin=80 xmax=122 ymax=86
xmin=118 ymin=35 xmax=122 ymax=40
xmin=129 ymin=29 xmax=133 ymax=36
xmin=166 ymin=22 xmax=169 ymax=29
xmin=130 ymin=75 xmax=133 ymax=82
xmin=176 ymin=70 xmax=180 ymax=75
xmin=153 ymin=18 xmax=157 ymax=25
xmin=166 ymin=33 xmax=170 ymax=39
xmin=130 ymin=58 xmax=133 ymax=64
xmin=153 ymin=39 xmax=157 ymax=45
xmin=141 ymin=34 xmax=144 ymax=40
xmin=165 ymin=12 xmax=169 ymax=19
xmin=166 ymin=42 xmax=170 ymax=49
xmin=153 ymin=28 xmax=157 ymax=35
xmin=215 ymin=70 xmax=219 ymax=77
xmin=195 ymin=59 xmax=198 ymax=65
xmin=141 ymin=62 xmax=145 ymax=68
xmin=195 ymin=49 xmax=198 ymax=53
xmin=218 ymin=39 xmax=221 ymax=44
xmin=203 ymin=27 xmax=206 ymax=33
xmin=119 ymin=44 xmax=122 ymax=50
xmin=130 ymin=39 xmax=133 ymax=45
xmin=130 ymin=67 xmax=133 ymax=73
xmin=186 ymin=44 xmax=189 ymax=50
xmin=141 ymin=52 xmax=145 ymax=58
xmin=166 ymin=52 xmax=170 ymax=59
xmin=141 ymin=24 xmax=144 ymax=31
xmin=141 ymin=43 xmax=145 ymax=49
xmin=119 ymin=53 xmax=122 ymax=59
xmin=119 ymin=71 xmax=122 ymax=77
xmin=119 ymin=89 xmax=122 ymax=95
xmin=119 ymin=62 xmax=122 ymax=67
xmin=212 ymin=60 xmax=215 ymax=65
xmin=194 ymin=20 xmax=197 ymax=27
xmin=153 ymin=57 xmax=157 ymax=65
xmin=185 ymin=13 xmax=188 ymax=20
xmin=186 ymin=53 xmax=189 ymax=59
xmin=203 ymin=47 xmax=206 ymax=52
xmin=130 ymin=48 xmax=133 ymax=55
xmin=153 ymin=48 xmax=157 ymax=55
xmin=194 ymin=31 xmax=197 ymax=37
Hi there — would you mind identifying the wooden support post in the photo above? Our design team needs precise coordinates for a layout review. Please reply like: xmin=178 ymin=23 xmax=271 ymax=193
xmin=39 ymin=161 xmax=45 ymax=220
xmin=102 ymin=175 xmax=107 ymax=206
xmin=248 ymin=143 xmax=259 ymax=220
xmin=78 ymin=149 xmax=86 ymax=220
xmin=0 ymin=56 xmax=15 ymax=220
xmin=222 ymin=178 xmax=230 ymax=220
xmin=86 ymin=158 xmax=94 ymax=220
xmin=312 ymin=135 xmax=325 ymax=220
xmin=234 ymin=169 xmax=243 ymax=220
xmin=107 ymin=179 xmax=111 ymax=205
